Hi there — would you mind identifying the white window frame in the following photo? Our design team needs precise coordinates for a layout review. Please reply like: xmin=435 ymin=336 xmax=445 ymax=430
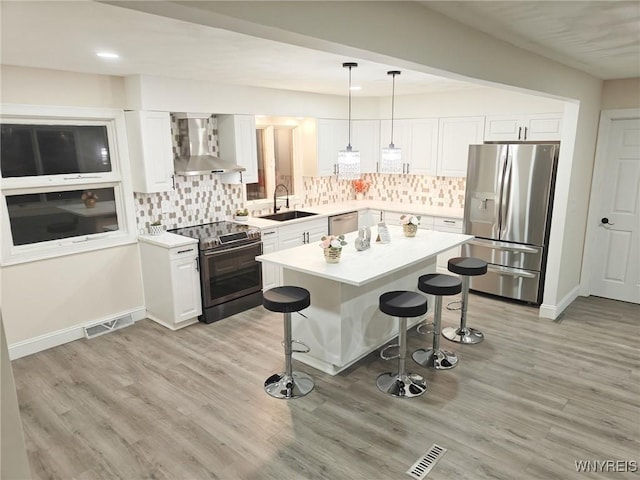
xmin=0 ymin=104 xmax=137 ymax=265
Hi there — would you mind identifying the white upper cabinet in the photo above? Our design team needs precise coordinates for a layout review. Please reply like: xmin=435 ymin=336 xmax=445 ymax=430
xmin=438 ymin=116 xmax=485 ymax=177
xmin=380 ymin=118 xmax=438 ymax=175
xmin=302 ymin=118 xmax=347 ymax=177
xmin=125 ymin=110 xmax=174 ymax=193
xmin=217 ymin=114 xmax=259 ymax=184
xmin=407 ymin=118 xmax=439 ymax=176
xmin=351 ymin=120 xmax=380 ymax=174
xmin=484 ymin=113 xmax=563 ymax=142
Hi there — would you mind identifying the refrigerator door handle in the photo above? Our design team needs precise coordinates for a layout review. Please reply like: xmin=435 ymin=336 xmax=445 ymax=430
xmin=487 ymin=264 xmax=537 ymax=279
xmin=469 ymin=238 xmax=539 ymax=254
xmin=499 ymin=153 xmax=513 ymax=239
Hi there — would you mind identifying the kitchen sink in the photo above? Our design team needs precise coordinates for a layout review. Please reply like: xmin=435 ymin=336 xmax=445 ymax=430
xmin=259 ymin=210 xmax=319 ymax=221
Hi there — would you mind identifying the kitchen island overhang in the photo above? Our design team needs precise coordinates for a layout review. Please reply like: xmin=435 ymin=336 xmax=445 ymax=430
xmin=257 ymin=226 xmax=473 ymax=375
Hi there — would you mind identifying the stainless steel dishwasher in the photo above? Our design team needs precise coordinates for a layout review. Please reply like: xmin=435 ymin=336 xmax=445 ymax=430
xmin=328 ymin=211 xmax=359 ymax=235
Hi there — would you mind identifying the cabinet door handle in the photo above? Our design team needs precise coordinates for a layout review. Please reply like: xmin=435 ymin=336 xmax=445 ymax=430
xmin=302 ymin=233 xmax=306 ymax=244
xmin=518 ymin=126 xmax=522 ymax=140
xmin=195 ymin=257 xmax=200 ymax=272
xmin=177 ymin=248 xmax=195 ymax=254
xmin=406 ymin=163 xmax=410 ymax=174
xmin=443 ymin=220 xmax=456 ymax=224
xmin=171 ymin=174 xmax=175 ymax=190
xmin=305 ymin=232 xmax=310 ymax=243
xmin=263 ymin=231 xmax=276 ymax=236
xmin=524 ymin=126 xmax=528 ymax=140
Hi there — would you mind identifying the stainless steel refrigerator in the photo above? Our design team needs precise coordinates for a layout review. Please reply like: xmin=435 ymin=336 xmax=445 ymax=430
xmin=462 ymin=143 xmax=559 ymax=303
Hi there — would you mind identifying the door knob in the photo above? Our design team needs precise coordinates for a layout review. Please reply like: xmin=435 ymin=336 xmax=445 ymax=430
xmin=601 ymin=217 xmax=614 ymax=225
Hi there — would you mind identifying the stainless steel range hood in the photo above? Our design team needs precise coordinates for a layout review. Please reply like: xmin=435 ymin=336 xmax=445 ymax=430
xmin=174 ymin=114 xmax=245 ymax=175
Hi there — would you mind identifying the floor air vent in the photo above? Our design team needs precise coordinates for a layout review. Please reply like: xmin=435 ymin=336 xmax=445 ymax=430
xmin=406 ymin=444 xmax=447 ymax=479
xmin=84 ymin=314 xmax=133 ymax=339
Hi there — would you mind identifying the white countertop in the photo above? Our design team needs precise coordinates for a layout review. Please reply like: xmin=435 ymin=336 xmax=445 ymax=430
xmin=256 ymin=225 xmax=472 ymax=286
xmin=138 ymin=232 xmax=199 ymax=248
xmin=238 ymin=200 xmax=464 ymax=230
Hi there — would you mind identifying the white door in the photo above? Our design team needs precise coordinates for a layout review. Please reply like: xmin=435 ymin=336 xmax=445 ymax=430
xmin=590 ymin=118 xmax=640 ymax=303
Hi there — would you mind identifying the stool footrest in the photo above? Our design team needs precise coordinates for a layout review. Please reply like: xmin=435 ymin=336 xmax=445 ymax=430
xmin=446 ymin=300 xmax=462 ymax=311
xmin=281 ymin=339 xmax=311 ymax=353
xmin=416 ymin=321 xmax=434 ymax=335
xmin=380 ymin=343 xmax=400 ymax=361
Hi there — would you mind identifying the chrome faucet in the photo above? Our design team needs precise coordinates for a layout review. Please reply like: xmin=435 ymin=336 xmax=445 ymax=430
xmin=273 ymin=183 xmax=290 ymax=213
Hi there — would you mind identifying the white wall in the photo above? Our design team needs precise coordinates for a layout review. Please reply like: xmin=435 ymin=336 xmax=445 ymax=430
xmin=122 ymin=1 xmax=602 ymax=316
xmin=0 ymin=65 xmax=145 ymax=351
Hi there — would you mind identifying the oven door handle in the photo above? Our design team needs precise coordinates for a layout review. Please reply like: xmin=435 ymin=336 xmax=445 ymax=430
xmin=202 ymin=242 xmax=261 ymax=256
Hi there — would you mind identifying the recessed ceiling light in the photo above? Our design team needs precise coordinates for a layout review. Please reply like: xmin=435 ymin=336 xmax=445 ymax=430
xmin=349 ymin=86 xmax=362 ymax=91
xmin=96 ymin=52 xmax=119 ymax=59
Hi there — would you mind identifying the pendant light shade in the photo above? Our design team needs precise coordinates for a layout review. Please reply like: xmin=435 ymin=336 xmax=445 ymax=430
xmin=338 ymin=62 xmax=361 ymax=180
xmin=380 ymin=70 xmax=403 ymax=174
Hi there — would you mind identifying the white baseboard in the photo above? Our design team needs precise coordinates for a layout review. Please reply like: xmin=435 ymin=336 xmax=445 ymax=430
xmin=539 ymin=285 xmax=581 ymax=320
xmin=8 ymin=307 xmax=146 ymax=360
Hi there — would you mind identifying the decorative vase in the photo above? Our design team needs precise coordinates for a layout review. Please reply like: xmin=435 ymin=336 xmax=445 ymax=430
xmin=84 ymin=198 xmax=96 ymax=208
xmin=355 ymin=192 xmax=364 ymax=201
xmin=148 ymin=224 xmax=165 ymax=236
xmin=324 ymin=247 xmax=342 ymax=263
xmin=403 ymin=223 xmax=418 ymax=237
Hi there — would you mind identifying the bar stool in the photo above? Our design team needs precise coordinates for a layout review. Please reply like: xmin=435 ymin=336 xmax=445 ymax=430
xmin=412 ymin=274 xmax=462 ymax=370
xmin=377 ymin=291 xmax=428 ymax=398
xmin=443 ymin=257 xmax=488 ymax=344
xmin=263 ymin=286 xmax=314 ymax=399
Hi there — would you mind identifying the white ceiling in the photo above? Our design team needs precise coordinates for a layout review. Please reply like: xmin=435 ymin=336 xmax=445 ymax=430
xmin=425 ymin=1 xmax=640 ymax=80
xmin=0 ymin=1 xmax=638 ymax=99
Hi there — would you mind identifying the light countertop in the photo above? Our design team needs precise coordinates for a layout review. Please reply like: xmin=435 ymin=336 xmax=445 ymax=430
xmin=238 ymin=200 xmax=464 ymax=230
xmin=138 ymin=232 xmax=198 ymax=248
xmin=256 ymin=225 xmax=472 ymax=286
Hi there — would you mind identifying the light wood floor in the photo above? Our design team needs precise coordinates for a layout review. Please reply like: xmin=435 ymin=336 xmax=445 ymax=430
xmin=12 ymin=294 xmax=640 ymax=480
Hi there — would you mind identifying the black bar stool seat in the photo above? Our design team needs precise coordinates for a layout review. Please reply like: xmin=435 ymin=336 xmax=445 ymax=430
xmin=377 ymin=291 xmax=428 ymax=398
xmin=412 ymin=274 xmax=462 ymax=370
xmin=263 ymin=286 xmax=314 ymax=399
xmin=443 ymin=257 xmax=488 ymax=345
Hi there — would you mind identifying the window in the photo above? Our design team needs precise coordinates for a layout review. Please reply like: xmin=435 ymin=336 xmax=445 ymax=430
xmin=0 ymin=105 xmax=136 ymax=264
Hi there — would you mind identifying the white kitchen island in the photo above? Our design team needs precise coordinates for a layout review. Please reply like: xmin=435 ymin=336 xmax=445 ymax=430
xmin=256 ymin=225 xmax=473 ymax=375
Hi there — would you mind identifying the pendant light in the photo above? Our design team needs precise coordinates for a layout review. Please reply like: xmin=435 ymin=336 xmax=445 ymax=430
xmin=380 ymin=70 xmax=403 ymax=174
xmin=337 ymin=62 xmax=361 ymax=180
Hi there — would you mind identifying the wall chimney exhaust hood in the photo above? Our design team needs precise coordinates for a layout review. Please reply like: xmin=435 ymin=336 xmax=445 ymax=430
xmin=173 ymin=113 xmax=246 ymax=175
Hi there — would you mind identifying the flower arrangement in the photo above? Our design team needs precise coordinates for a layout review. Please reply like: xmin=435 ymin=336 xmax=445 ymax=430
xmin=320 ymin=234 xmax=347 ymax=250
xmin=351 ymin=179 xmax=371 ymax=193
xmin=81 ymin=191 xmax=98 ymax=201
xmin=400 ymin=214 xmax=420 ymax=226
xmin=400 ymin=214 xmax=420 ymax=237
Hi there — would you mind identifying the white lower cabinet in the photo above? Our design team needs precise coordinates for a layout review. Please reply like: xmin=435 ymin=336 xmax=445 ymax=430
xmin=139 ymin=236 xmax=202 ymax=330
xmin=262 ymin=217 xmax=328 ymax=289
xmin=278 ymin=218 xmax=328 ymax=250
xmin=434 ymin=217 xmax=464 ymax=272
xmin=261 ymin=228 xmax=281 ymax=290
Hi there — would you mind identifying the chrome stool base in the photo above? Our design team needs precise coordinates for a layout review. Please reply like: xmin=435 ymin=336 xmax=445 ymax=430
xmin=412 ymin=348 xmax=459 ymax=370
xmin=442 ymin=326 xmax=484 ymax=344
xmin=376 ymin=372 xmax=427 ymax=398
xmin=264 ymin=371 xmax=314 ymax=399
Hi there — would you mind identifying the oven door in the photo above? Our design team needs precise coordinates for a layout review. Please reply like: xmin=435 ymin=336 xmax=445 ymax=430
xmin=200 ymin=241 xmax=263 ymax=308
